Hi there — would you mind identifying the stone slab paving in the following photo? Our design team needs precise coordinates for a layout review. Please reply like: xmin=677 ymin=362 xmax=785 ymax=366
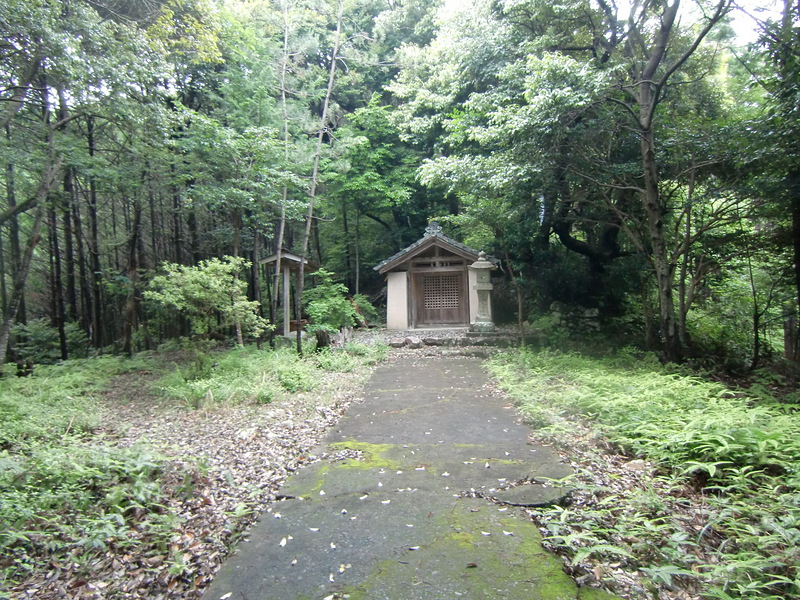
xmin=203 ymin=355 xmax=619 ymax=600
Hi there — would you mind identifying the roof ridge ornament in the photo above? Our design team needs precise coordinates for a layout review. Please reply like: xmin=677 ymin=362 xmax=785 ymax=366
xmin=425 ymin=222 xmax=444 ymax=237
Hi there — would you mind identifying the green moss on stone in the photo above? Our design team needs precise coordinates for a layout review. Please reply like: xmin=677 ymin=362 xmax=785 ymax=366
xmin=577 ymin=586 xmax=621 ymax=600
xmin=336 ymin=500 xmax=598 ymax=600
xmin=329 ymin=440 xmax=400 ymax=470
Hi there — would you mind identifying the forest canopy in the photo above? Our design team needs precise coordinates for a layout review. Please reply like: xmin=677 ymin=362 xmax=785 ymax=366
xmin=1 ymin=0 xmax=798 ymax=369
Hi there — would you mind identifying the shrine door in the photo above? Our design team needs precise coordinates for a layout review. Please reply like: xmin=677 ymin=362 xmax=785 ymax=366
xmin=412 ymin=271 xmax=468 ymax=327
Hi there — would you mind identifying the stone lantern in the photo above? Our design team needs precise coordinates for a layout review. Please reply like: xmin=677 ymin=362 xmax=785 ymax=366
xmin=469 ymin=251 xmax=496 ymax=332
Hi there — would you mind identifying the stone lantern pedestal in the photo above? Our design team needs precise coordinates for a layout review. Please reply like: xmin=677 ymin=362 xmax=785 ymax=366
xmin=469 ymin=251 xmax=496 ymax=333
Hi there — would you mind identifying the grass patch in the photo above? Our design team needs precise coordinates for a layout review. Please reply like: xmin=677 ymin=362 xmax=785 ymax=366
xmin=158 ymin=342 xmax=386 ymax=407
xmin=0 ymin=355 xmax=153 ymax=451
xmin=488 ymin=348 xmax=800 ymax=599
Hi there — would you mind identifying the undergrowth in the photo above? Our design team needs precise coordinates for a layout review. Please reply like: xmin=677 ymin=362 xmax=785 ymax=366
xmin=158 ymin=343 xmax=387 ymax=407
xmin=0 ymin=342 xmax=386 ymax=596
xmin=0 ymin=356 xmax=175 ymax=595
xmin=488 ymin=348 xmax=800 ymax=600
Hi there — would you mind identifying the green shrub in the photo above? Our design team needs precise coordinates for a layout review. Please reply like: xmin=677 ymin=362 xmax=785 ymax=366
xmin=145 ymin=256 xmax=271 ymax=341
xmin=303 ymin=269 xmax=359 ymax=333
xmin=351 ymin=294 xmax=381 ymax=326
xmin=12 ymin=319 xmax=90 ymax=363
xmin=303 ymin=269 xmax=380 ymax=333
xmin=313 ymin=348 xmax=360 ymax=373
xmin=269 ymin=349 xmax=320 ymax=392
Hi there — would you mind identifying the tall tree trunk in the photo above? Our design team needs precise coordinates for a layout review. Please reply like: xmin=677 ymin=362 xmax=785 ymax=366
xmin=148 ymin=178 xmax=160 ymax=266
xmin=232 ymin=210 xmax=244 ymax=346
xmin=631 ymin=0 xmax=730 ymax=362
xmin=785 ymin=0 xmax=800 ymax=360
xmin=640 ymin=106 xmax=680 ymax=362
xmin=63 ymin=170 xmax=77 ymax=320
xmin=791 ymin=177 xmax=800 ymax=361
xmin=272 ymin=0 xmax=292 ymax=339
xmin=252 ymin=231 xmax=262 ymax=310
xmin=5 ymin=123 xmax=26 ymax=328
xmin=0 ymin=228 xmax=6 ymax=319
xmin=0 ymin=83 xmax=63 ymax=365
xmin=342 ymin=200 xmax=353 ymax=290
xmin=747 ymin=254 xmax=762 ymax=371
xmin=354 ymin=213 xmax=361 ymax=295
xmin=48 ymin=203 xmax=68 ymax=359
xmin=296 ymin=0 xmax=344 ymax=354
xmin=70 ymin=181 xmax=92 ymax=336
xmin=87 ymin=115 xmax=104 ymax=348
xmin=678 ymin=160 xmax=696 ymax=349
xmin=122 ymin=200 xmax=142 ymax=357
xmin=188 ymin=202 xmax=200 ymax=264
xmin=171 ymin=166 xmax=184 ymax=264
xmin=57 ymin=88 xmax=77 ymax=322
xmin=0 ymin=203 xmax=46 ymax=369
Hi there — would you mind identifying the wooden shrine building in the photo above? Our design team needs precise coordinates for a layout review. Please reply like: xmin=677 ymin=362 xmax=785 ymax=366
xmin=374 ymin=223 xmax=490 ymax=330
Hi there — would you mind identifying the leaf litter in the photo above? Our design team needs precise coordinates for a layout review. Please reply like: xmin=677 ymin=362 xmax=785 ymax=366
xmin=4 ymin=357 xmax=370 ymax=599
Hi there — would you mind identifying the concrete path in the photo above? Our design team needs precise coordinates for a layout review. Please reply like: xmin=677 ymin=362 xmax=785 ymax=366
xmin=203 ymin=355 xmax=617 ymax=600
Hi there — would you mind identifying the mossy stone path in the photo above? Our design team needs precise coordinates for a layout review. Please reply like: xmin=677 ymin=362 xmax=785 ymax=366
xmin=204 ymin=355 xmax=620 ymax=600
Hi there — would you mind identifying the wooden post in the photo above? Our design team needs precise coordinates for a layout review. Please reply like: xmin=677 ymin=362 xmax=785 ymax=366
xmin=283 ymin=265 xmax=291 ymax=337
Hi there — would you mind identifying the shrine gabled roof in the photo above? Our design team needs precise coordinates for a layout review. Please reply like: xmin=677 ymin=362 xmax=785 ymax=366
xmin=374 ymin=222 xmax=481 ymax=274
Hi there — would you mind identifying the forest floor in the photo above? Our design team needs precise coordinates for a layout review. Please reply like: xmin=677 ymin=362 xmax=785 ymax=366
xmin=8 ymin=335 xmax=723 ymax=600
xmin=96 ymin=363 xmax=370 ymax=599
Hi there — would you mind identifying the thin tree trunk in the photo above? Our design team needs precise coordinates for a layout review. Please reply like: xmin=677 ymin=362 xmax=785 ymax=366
xmin=122 ymin=200 xmax=142 ymax=357
xmin=188 ymin=202 xmax=200 ymax=264
xmin=503 ymin=248 xmax=526 ymax=346
xmin=791 ymin=180 xmax=800 ymax=361
xmin=148 ymin=178 xmax=159 ymax=266
xmin=252 ymin=231 xmax=262 ymax=310
xmin=232 ymin=210 xmax=244 ymax=346
xmin=0 ymin=203 xmax=46 ymax=369
xmin=87 ymin=115 xmax=103 ymax=347
xmin=342 ymin=200 xmax=352 ymax=290
xmin=678 ymin=160 xmax=696 ymax=349
xmin=783 ymin=0 xmax=800 ymax=361
xmin=171 ymin=166 xmax=183 ymax=264
xmin=296 ymin=0 xmax=344 ymax=354
xmin=70 ymin=180 xmax=92 ymax=336
xmin=0 ymin=228 xmax=6 ymax=318
xmin=63 ymin=170 xmax=77 ymax=320
xmin=48 ymin=203 xmax=68 ymax=359
xmin=355 ymin=213 xmax=361 ymax=295
xmin=57 ymin=89 xmax=77 ymax=322
xmin=272 ymin=0 xmax=292 ymax=340
xmin=5 ymin=123 xmax=26 ymax=328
